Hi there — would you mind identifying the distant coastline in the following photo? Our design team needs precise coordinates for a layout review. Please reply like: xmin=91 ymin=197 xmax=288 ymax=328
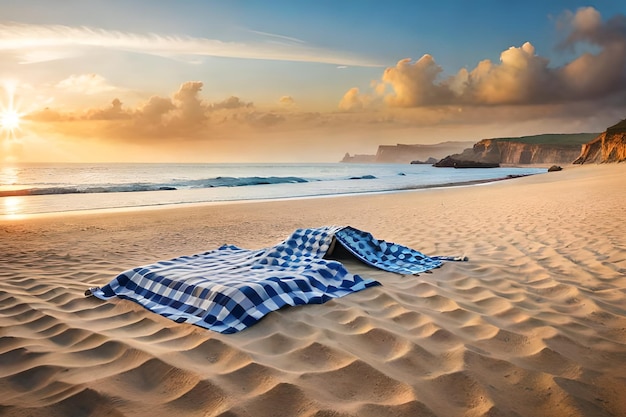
xmin=342 ymin=132 xmax=603 ymax=166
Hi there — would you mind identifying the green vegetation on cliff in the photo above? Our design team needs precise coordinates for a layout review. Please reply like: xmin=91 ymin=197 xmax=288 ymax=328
xmin=487 ymin=133 xmax=598 ymax=146
xmin=607 ymin=119 xmax=626 ymax=134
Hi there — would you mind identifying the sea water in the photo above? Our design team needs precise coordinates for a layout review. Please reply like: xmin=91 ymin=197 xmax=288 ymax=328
xmin=0 ymin=163 xmax=545 ymax=217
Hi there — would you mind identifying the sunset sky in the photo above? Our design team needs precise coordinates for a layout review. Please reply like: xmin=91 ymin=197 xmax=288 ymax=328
xmin=1 ymin=1 xmax=625 ymax=163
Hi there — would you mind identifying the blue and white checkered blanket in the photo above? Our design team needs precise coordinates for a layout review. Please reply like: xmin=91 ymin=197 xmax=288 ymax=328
xmin=89 ymin=226 xmax=459 ymax=333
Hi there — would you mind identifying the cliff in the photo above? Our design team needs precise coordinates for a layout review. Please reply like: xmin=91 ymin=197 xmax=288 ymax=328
xmin=498 ymin=141 xmax=583 ymax=164
xmin=341 ymin=153 xmax=376 ymax=163
xmin=341 ymin=141 xmax=474 ymax=163
xmin=345 ymin=141 xmax=473 ymax=164
xmin=375 ymin=141 xmax=475 ymax=163
xmin=435 ymin=133 xmax=597 ymax=167
xmin=573 ymin=119 xmax=626 ymax=164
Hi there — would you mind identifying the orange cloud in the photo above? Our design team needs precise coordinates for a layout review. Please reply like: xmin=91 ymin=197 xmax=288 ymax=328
xmin=136 ymin=96 xmax=176 ymax=124
xmin=25 ymin=81 xmax=291 ymax=143
xmin=463 ymin=42 xmax=553 ymax=104
xmin=342 ymin=7 xmax=626 ymax=109
xmin=212 ymin=96 xmax=252 ymax=110
xmin=338 ymin=87 xmax=364 ymax=111
xmin=278 ymin=95 xmax=296 ymax=109
xmin=380 ymin=55 xmax=453 ymax=107
xmin=86 ymin=98 xmax=130 ymax=120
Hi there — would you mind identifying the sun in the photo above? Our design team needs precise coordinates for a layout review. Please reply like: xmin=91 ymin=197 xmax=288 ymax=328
xmin=0 ymin=109 xmax=21 ymax=132
xmin=0 ymin=80 xmax=25 ymax=138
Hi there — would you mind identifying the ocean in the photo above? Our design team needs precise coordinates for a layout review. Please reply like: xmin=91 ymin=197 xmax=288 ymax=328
xmin=0 ymin=163 xmax=546 ymax=217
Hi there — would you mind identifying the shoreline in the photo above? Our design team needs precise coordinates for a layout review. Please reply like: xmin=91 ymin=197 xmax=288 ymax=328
xmin=0 ymin=169 xmax=543 ymax=221
xmin=1 ymin=163 xmax=625 ymax=417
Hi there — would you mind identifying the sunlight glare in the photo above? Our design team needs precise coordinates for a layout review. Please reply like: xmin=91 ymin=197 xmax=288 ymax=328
xmin=0 ymin=109 xmax=21 ymax=132
xmin=0 ymin=79 xmax=24 ymax=138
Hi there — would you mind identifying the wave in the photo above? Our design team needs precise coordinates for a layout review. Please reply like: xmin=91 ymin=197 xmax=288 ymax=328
xmin=0 ymin=175 xmax=316 ymax=198
xmin=349 ymin=174 xmax=378 ymax=180
xmin=189 ymin=176 xmax=309 ymax=188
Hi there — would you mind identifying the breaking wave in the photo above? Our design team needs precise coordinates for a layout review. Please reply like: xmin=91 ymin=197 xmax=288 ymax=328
xmin=0 ymin=174 xmax=382 ymax=197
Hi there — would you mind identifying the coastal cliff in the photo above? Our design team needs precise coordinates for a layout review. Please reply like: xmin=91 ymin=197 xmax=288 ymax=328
xmin=573 ymin=119 xmax=626 ymax=164
xmin=434 ymin=133 xmax=596 ymax=167
xmin=498 ymin=141 xmax=584 ymax=164
xmin=375 ymin=142 xmax=475 ymax=163
xmin=342 ymin=141 xmax=474 ymax=163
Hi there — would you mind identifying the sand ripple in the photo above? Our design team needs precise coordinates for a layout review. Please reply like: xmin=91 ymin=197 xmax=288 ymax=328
xmin=1 ymin=165 xmax=626 ymax=416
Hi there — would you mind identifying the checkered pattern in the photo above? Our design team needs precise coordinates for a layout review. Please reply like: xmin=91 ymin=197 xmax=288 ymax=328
xmin=90 ymin=226 xmax=453 ymax=333
xmin=335 ymin=226 xmax=445 ymax=274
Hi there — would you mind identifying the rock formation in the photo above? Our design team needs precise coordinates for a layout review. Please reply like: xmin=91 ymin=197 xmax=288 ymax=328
xmin=434 ymin=156 xmax=499 ymax=168
xmin=573 ymin=119 xmax=626 ymax=164
xmin=410 ymin=157 xmax=439 ymax=165
xmin=434 ymin=133 xmax=597 ymax=167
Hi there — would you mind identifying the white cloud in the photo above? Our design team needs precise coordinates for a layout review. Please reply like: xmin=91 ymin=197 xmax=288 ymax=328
xmin=0 ymin=22 xmax=383 ymax=67
xmin=55 ymin=73 xmax=119 ymax=95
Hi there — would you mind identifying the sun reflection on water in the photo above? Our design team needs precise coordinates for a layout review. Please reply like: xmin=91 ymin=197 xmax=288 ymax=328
xmin=3 ymin=196 xmax=23 ymax=217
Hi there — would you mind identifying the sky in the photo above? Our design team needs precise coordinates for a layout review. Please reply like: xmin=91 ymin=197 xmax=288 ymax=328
xmin=0 ymin=0 xmax=625 ymax=163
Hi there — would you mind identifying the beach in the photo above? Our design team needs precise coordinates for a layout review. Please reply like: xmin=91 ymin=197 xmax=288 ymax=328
xmin=1 ymin=163 xmax=625 ymax=417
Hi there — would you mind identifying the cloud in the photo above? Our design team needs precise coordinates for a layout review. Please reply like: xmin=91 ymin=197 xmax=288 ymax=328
xmin=279 ymin=95 xmax=295 ymax=105
xmin=168 ymin=81 xmax=209 ymax=128
xmin=212 ymin=96 xmax=252 ymax=110
xmin=342 ymin=7 xmax=626 ymax=109
xmin=339 ymin=87 xmax=366 ymax=111
xmin=55 ymin=73 xmax=119 ymax=95
xmin=277 ymin=95 xmax=298 ymax=111
xmin=558 ymin=6 xmax=625 ymax=47
xmin=25 ymin=80 xmax=298 ymax=142
xmin=461 ymin=42 xmax=554 ymax=104
xmin=380 ymin=55 xmax=454 ymax=107
xmin=86 ymin=98 xmax=130 ymax=120
xmin=0 ymin=22 xmax=383 ymax=67
xmin=247 ymin=30 xmax=306 ymax=45
xmin=136 ymin=96 xmax=176 ymax=124
xmin=20 ymin=79 xmax=624 ymax=163
xmin=25 ymin=107 xmax=65 ymax=122
xmin=555 ymin=7 xmax=626 ymax=99
xmin=244 ymin=112 xmax=285 ymax=127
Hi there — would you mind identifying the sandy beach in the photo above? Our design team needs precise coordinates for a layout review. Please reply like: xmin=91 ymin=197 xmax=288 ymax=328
xmin=1 ymin=163 xmax=625 ymax=417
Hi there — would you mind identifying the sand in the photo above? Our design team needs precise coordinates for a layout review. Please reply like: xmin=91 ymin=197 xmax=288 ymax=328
xmin=1 ymin=164 xmax=625 ymax=417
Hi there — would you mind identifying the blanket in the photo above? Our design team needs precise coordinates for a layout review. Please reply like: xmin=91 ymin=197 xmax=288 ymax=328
xmin=88 ymin=226 xmax=460 ymax=333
